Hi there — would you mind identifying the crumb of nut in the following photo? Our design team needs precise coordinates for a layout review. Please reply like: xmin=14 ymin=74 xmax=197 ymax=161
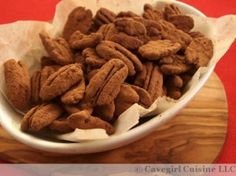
xmin=85 ymin=59 xmax=128 ymax=106
xmin=40 ymin=63 xmax=83 ymax=101
xmin=40 ymin=33 xmax=74 ymax=65
xmin=69 ymin=31 xmax=103 ymax=50
xmin=68 ymin=110 xmax=115 ymax=135
xmin=63 ymin=7 xmax=93 ymax=41
xmin=114 ymin=84 xmax=140 ymax=117
xmin=4 ymin=59 xmax=31 ymax=111
xmin=94 ymin=101 xmax=115 ymax=122
xmin=138 ymin=40 xmax=181 ymax=60
xmin=96 ymin=40 xmax=143 ymax=76
xmin=94 ymin=8 xmax=116 ymax=27
xmin=61 ymin=79 xmax=85 ymax=105
xmin=21 ymin=103 xmax=63 ymax=132
xmin=49 ymin=119 xmax=74 ymax=133
xmin=185 ymin=37 xmax=214 ymax=67
xmin=31 ymin=71 xmax=41 ymax=105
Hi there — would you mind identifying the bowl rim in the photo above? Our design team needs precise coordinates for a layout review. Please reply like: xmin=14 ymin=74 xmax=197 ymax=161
xmin=0 ymin=0 xmax=215 ymax=154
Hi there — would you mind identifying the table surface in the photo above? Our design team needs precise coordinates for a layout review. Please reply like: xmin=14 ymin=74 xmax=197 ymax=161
xmin=0 ymin=0 xmax=235 ymax=163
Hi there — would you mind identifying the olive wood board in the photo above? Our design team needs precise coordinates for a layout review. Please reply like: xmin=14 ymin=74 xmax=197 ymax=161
xmin=0 ymin=73 xmax=228 ymax=163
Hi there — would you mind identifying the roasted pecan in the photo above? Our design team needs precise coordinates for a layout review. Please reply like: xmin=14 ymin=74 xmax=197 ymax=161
xmin=82 ymin=48 xmax=107 ymax=68
xmin=96 ymin=41 xmax=143 ymax=76
xmin=164 ymin=4 xmax=182 ymax=19
xmin=97 ymin=23 xmax=119 ymax=40
xmin=63 ymin=7 xmax=93 ymax=40
xmin=40 ymin=64 xmax=83 ymax=101
xmin=115 ymin=17 xmax=147 ymax=36
xmin=168 ymin=88 xmax=182 ymax=99
xmin=114 ymin=84 xmax=139 ymax=117
xmin=160 ymin=55 xmax=192 ymax=75
xmin=131 ymin=85 xmax=152 ymax=108
xmin=138 ymin=40 xmax=181 ymax=60
xmin=134 ymin=62 xmax=163 ymax=102
xmin=189 ymin=31 xmax=205 ymax=38
xmin=40 ymin=65 xmax=61 ymax=87
xmin=94 ymin=8 xmax=116 ymax=27
xmin=21 ymin=103 xmax=63 ymax=132
xmin=156 ymin=19 xmax=192 ymax=48
xmin=86 ymin=69 xmax=99 ymax=82
xmin=49 ymin=119 xmax=74 ymax=133
xmin=68 ymin=110 xmax=115 ymax=135
xmin=31 ymin=71 xmax=41 ymax=104
xmin=185 ymin=37 xmax=213 ymax=67
xmin=69 ymin=31 xmax=103 ymax=50
xmin=40 ymin=33 xmax=73 ymax=65
xmin=94 ymin=101 xmax=115 ymax=122
xmin=117 ymin=11 xmax=139 ymax=18
xmin=85 ymin=59 xmax=128 ymax=106
xmin=63 ymin=102 xmax=93 ymax=115
xmin=110 ymin=32 xmax=144 ymax=49
xmin=61 ymin=78 xmax=85 ymax=104
xmin=143 ymin=4 xmax=163 ymax=21
xmin=167 ymin=75 xmax=184 ymax=88
xmin=4 ymin=59 xmax=31 ymax=111
xmin=168 ymin=15 xmax=194 ymax=33
xmin=165 ymin=75 xmax=183 ymax=99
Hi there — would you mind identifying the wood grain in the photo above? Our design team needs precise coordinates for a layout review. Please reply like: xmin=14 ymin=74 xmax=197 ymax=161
xmin=0 ymin=73 xmax=228 ymax=163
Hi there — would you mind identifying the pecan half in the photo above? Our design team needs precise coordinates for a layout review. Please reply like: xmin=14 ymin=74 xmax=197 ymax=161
xmin=82 ymin=48 xmax=107 ymax=68
xmin=21 ymin=103 xmax=63 ymax=132
xmin=185 ymin=37 xmax=213 ymax=67
xmin=94 ymin=101 xmax=115 ymax=122
xmin=117 ymin=11 xmax=139 ymax=18
xmin=40 ymin=64 xmax=83 ymax=101
xmin=139 ymin=40 xmax=181 ymax=60
xmin=31 ymin=71 xmax=41 ymax=104
xmin=63 ymin=7 xmax=93 ymax=40
xmin=160 ymin=55 xmax=192 ymax=75
xmin=96 ymin=41 xmax=143 ymax=76
xmin=85 ymin=59 xmax=128 ymax=106
xmin=114 ymin=84 xmax=139 ymax=117
xmin=143 ymin=4 xmax=164 ymax=21
xmin=40 ymin=33 xmax=73 ymax=65
xmin=69 ymin=31 xmax=103 ymax=50
xmin=61 ymin=78 xmax=85 ymax=104
xmin=134 ymin=62 xmax=163 ymax=102
xmin=115 ymin=18 xmax=147 ymax=36
xmin=97 ymin=23 xmax=119 ymax=40
xmin=110 ymin=32 xmax=144 ymax=49
xmin=40 ymin=65 xmax=61 ymax=87
xmin=156 ymin=19 xmax=192 ymax=48
xmin=4 ymin=59 xmax=31 ymax=111
xmin=131 ymin=85 xmax=152 ymax=108
xmin=68 ymin=110 xmax=115 ymax=135
xmin=164 ymin=4 xmax=182 ymax=19
xmin=49 ymin=119 xmax=74 ymax=133
xmin=94 ymin=8 xmax=116 ymax=27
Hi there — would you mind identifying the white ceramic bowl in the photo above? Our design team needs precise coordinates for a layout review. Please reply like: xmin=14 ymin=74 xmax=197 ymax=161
xmin=0 ymin=0 xmax=215 ymax=154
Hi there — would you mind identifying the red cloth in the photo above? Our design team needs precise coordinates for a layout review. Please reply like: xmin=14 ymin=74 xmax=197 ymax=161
xmin=0 ymin=0 xmax=235 ymax=163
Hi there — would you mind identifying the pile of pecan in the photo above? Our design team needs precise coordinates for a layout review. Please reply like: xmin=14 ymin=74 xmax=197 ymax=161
xmin=3 ymin=4 xmax=213 ymax=135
